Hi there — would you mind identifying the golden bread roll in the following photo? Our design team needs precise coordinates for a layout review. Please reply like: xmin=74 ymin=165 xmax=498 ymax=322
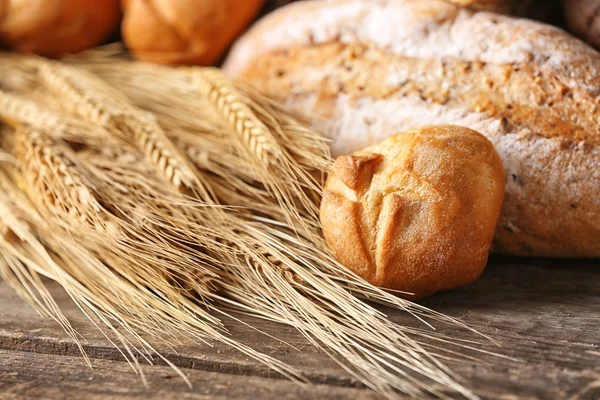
xmin=320 ymin=125 xmax=505 ymax=299
xmin=0 ymin=0 xmax=121 ymax=57
xmin=564 ymin=0 xmax=600 ymax=49
xmin=121 ymin=0 xmax=264 ymax=65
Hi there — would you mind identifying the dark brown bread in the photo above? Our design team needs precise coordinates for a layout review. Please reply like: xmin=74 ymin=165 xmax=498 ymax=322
xmin=225 ymin=0 xmax=600 ymax=257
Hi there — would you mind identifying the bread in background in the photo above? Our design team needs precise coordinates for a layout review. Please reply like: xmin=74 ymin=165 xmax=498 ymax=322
xmin=121 ymin=0 xmax=263 ymax=65
xmin=0 ymin=0 xmax=121 ymax=57
xmin=225 ymin=0 xmax=600 ymax=258
xmin=320 ymin=125 xmax=505 ymax=299
xmin=564 ymin=0 xmax=600 ymax=49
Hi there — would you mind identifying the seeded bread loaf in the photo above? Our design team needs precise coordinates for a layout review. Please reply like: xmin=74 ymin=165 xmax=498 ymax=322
xmin=564 ymin=0 xmax=600 ymax=49
xmin=321 ymin=126 xmax=505 ymax=298
xmin=225 ymin=0 xmax=600 ymax=257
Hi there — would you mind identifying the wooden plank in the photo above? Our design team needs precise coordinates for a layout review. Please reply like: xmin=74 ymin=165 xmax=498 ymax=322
xmin=0 ymin=257 xmax=599 ymax=399
xmin=0 ymin=349 xmax=379 ymax=400
xmin=0 ymin=279 xmax=355 ymax=386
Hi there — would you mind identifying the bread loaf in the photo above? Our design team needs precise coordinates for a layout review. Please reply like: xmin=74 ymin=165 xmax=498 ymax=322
xmin=263 ymin=0 xmax=539 ymax=15
xmin=121 ymin=0 xmax=264 ymax=65
xmin=0 ymin=0 xmax=120 ymax=57
xmin=564 ymin=0 xmax=600 ymax=49
xmin=321 ymin=126 xmax=505 ymax=298
xmin=225 ymin=0 xmax=600 ymax=258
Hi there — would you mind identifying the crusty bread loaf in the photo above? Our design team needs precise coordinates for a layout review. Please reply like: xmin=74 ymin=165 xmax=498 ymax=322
xmin=0 ymin=0 xmax=120 ymax=58
xmin=321 ymin=125 xmax=505 ymax=298
xmin=225 ymin=0 xmax=600 ymax=258
xmin=564 ymin=0 xmax=600 ymax=49
xmin=121 ymin=0 xmax=263 ymax=65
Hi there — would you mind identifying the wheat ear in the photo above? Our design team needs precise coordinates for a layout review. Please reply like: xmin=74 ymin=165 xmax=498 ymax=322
xmin=0 ymin=167 xmax=298 ymax=386
xmin=30 ymin=59 xmax=215 ymax=202
xmin=0 ymin=90 xmax=108 ymax=146
xmin=190 ymin=68 xmax=322 ymax=230
xmin=191 ymin=68 xmax=280 ymax=166
xmin=12 ymin=126 xmax=220 ymax=303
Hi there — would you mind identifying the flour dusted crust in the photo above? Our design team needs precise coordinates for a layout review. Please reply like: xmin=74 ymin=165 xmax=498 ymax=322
xmin=321 ymin=126 xmax=505 ymax=298
xmin=564 ymin=0 xmax=600 ymax=49
xmin=225 ymin=0 xmax=600 ymax=257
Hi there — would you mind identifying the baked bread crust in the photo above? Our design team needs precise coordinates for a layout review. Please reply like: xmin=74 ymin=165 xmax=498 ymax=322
xmin=121 ymin=0 xmax=263 ymax=65
xmin=321 ymin=125 xmax=505 ymax=298
xmin=0 ymin=0 xmax=120 ymax=57
xmin=225 ymin=0 xmax=600 ymax=257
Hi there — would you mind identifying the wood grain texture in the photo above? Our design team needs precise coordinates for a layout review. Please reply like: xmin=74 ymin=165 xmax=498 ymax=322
xmin=0 ymin=350 xmax=379 ymax=400
xmin=0 ymin=257 xmax=599 ymax=399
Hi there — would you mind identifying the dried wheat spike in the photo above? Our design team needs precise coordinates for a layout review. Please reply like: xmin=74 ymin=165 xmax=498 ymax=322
xmin=34 ymin=60 xmax=214 ymax=201
xmin=120 ymin=113 xmax=214 ymax=199
xmin=190 ymin=68 xmax=280 ymax=166
xmin=34 ymin=60 xmax=129 ymax=126
xmin=0 ymin=91 xmax=68 ymax=132
xmin=13 ymin=127 xmax=120 ymax=235
xmin=0 ymin=90 xmax=105 ymax=147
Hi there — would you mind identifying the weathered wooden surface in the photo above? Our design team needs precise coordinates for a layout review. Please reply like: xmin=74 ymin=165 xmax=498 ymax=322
xmin=0 ymin=257 xmax=599 ymax=399
xmin=0 ymin=350 xmax=379 ymax=400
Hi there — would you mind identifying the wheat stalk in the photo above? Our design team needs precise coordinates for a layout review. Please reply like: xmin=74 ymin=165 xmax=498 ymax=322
xmin=189 ymin=68 xmax=323 ymax=230
xmin=14 ymin=127 xmax=117 ymax=233
xmin=191 ymin=67 xmax=281 ymax=166
xmin=2 ymin=127 xmax=301 ymax=384
xmin=0 ymin=90 xmax=107 ymax=146
xmin=13 ymin=126 xmax=219 ymax=302
xmin=25 ymin=58 xmax=215 ymax=202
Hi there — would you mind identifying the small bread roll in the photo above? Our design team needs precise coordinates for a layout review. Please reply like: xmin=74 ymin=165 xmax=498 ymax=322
xmin=121 ymin=0 xmax=264 ymax=65
xmin=320 ymin=126 xmax=505 ymax=299
xmin=0 ymin=0 xmax=121 ymax=57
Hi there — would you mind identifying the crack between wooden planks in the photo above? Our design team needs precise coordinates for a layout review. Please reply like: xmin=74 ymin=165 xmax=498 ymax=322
xmin=0 ymin=331 xmax=366 ymax=390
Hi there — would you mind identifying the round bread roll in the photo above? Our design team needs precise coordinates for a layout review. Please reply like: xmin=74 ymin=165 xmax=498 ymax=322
xmin=0 ymin=0 xmax=121 ymax=57
xmin=564 ymin=0 xmax=600 ymax=49
xmin=320 ymin=125 xmax=505 ymax=299
xmin=121 ymin=0 xmax=264 ymax=65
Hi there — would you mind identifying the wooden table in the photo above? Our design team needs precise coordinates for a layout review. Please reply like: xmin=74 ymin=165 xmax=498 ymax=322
xmin=0 ymin=257 xmax=598 ymax=399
